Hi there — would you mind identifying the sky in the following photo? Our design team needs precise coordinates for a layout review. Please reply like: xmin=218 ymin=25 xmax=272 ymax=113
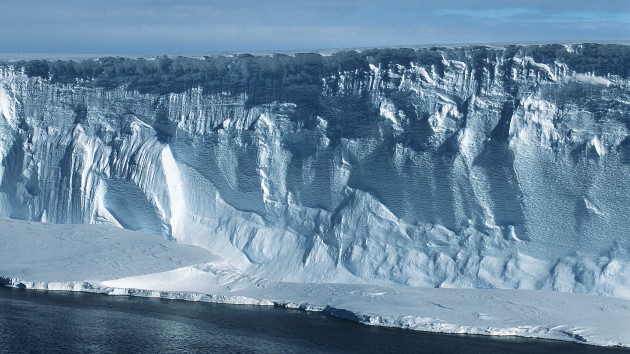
xmin=0 ymin=0 xmax=628 ymax=55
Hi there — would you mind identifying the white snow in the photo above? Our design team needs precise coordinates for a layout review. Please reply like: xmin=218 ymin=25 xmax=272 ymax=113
xmin=0 ymin=85 xmax=15 ymax=126
xmin=1 ymin=217 xmax=629 ymax=348
xmin=160 ymin=145 xmax=187 ymax=236
xmin=0 ymin=218 xmax=216 ymax=282
xmin=410 ymin=63 xmax=436 ymax=85
xmin=524 ymin=57 xmax=558 ymax=82
xmin=562 ymin=74 xmax=613 ymax=86
xmin=379 ymin=100 xmax=399 ymax=124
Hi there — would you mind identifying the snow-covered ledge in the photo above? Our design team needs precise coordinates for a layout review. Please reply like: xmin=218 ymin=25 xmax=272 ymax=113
xmin=1 ymin=218 xmax=629 ymax=348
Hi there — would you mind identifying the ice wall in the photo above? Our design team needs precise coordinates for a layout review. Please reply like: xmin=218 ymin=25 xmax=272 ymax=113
xmin=1 ymin=44 xmax=629 ymax=297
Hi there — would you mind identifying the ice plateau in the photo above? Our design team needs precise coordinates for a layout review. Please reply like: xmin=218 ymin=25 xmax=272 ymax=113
xmin=0 ymin=44 xmax=630 ymax=299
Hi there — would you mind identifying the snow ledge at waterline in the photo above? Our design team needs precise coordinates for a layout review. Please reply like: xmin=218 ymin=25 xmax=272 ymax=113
xmin=1 ymin=218 xmax=629 ymax=348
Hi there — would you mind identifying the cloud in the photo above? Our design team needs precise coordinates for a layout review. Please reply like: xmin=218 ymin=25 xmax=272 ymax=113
xmin=436 ymin=8 xmax=538 ymax=19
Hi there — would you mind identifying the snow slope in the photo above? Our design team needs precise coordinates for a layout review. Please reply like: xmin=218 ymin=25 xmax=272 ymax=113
xmin=0 ymin=218 xmax=217 ymax=282
xmin=1 ymin=218 xmax=629 ymax=347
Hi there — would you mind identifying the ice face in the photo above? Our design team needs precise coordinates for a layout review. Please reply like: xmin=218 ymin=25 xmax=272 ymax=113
xmin=0 ymin=44 xmax=629 ymax=296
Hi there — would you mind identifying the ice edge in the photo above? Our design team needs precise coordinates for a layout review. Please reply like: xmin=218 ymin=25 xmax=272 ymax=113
xmin=0 ymin=276 xmax=624 ymax=349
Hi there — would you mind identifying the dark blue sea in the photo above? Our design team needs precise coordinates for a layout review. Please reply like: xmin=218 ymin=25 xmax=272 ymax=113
xmin=0 ymin=287 xmax=627 ymax=353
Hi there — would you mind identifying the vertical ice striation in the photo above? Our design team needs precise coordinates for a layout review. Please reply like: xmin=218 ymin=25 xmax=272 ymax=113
xmin=1 ymin=44 xmax=629 ymax=297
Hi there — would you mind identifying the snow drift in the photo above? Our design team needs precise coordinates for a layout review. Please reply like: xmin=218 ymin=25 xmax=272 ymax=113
xmin=0 ymin=44 xmax=629 ymax=297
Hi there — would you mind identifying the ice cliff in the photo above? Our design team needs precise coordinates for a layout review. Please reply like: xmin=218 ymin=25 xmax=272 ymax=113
xmin=1 ymin=44 xmax=629 ymax=297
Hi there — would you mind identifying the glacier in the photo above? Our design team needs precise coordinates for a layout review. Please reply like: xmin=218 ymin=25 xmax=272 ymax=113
xmin=0 ymin=43 xmax=630 ymax=298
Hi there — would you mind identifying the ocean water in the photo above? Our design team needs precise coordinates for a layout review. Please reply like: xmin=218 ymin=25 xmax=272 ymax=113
xmin=0 ymin=287 xmax=627 ymax=353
